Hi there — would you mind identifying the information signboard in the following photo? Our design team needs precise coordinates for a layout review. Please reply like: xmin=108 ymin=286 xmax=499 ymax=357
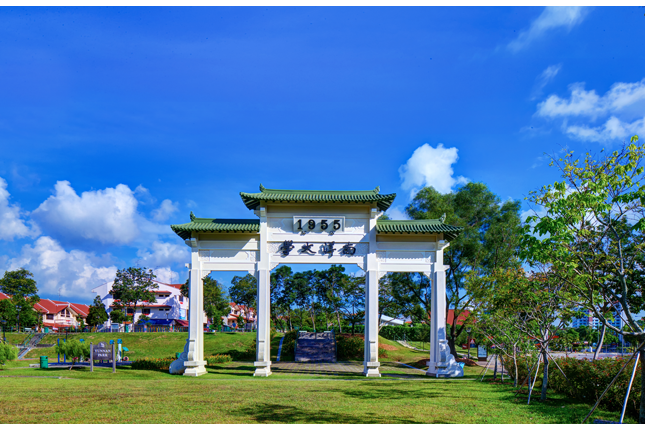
xmin=93 ymin=342 xmax=112 ymax=360
xmin=477 ymin=345 xmax=487 ymax=362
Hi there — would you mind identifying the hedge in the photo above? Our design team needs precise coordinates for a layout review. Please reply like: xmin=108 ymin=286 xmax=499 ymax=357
xmin=336 ymin=334 xmax=387 ymax=361
xmin=501 ymin=354 xmax=642 ymax=421
xmin=132 ymin=354 xmax=233 ymax=371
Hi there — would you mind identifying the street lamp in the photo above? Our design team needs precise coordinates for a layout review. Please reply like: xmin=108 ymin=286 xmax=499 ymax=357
xmin=466 ymin=327 xmax=472 ymax=360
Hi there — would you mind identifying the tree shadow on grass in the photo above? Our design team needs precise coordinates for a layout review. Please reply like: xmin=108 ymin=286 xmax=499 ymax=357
xmin=205 ymin=363 xmax=256 ymax=377
xmin=229 ymin=402 xmax=421 ymax=424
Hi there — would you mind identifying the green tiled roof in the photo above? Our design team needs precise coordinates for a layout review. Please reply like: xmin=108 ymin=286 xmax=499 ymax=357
xmin=171 ymin=213 xmax=260 ymax=239
xmin=376 ymin=219 xmax=463 ymax=241
xmin=240 ymin=185 xmax=396 ymax=211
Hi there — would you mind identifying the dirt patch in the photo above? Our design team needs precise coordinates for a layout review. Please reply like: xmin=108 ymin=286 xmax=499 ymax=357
xmin=456 ymin=357 xmax=479 ymax=366
xmin=380 ymin=344 xmax=398 ymax=351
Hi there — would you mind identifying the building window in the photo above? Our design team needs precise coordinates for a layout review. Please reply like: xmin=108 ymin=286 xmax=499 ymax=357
xmin=46 ymin=314 xmax=54 ymax=320
xmin=143 ymin=308 xmax=150 ymax=315
xmin=179 ymin=296 xmax=184 ymax=302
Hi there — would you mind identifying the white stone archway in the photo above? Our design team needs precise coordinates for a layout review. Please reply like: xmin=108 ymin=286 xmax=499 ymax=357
xmin=168 ymin=186 xmax=464 ymax=378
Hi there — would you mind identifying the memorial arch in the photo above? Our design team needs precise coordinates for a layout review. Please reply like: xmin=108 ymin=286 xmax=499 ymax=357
xmin=168 ymin=185 xmax=464 ymax=378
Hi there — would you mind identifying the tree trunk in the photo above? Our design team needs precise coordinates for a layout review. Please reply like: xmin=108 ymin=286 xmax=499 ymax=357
xmin=638 ymin=346 xmax=645 ymax=424
xmin=540 ymin=348 xmax=549 ymax=401
xmin=513 ymin=346 xmax=518 ymax=388
xmin=448 ymin=335 xmax=458 ymax=358
xmin=593 ymin=325 xmax=606 ymax=361
xmin=493 ymin=354 xmax=498 ymax=379
xmin=336 ymin=311 xmax=342 ymax=333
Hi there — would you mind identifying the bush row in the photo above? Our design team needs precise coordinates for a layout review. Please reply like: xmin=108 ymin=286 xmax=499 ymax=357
xmin=132 ymin=354 xmax=233 ymax=371
xmin=379 ymin=325 xmax=430 ymax=342
xmin=501 ymin=354 xmax=642 ymax=421
xmin=336 ymin=334 xmax=387 ymax=361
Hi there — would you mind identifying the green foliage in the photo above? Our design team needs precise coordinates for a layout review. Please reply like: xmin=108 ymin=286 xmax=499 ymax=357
xmin=379 ymin=325 xmax=430 ymax=342
xmin=131 ymin=357 xmax=175 ymax=371
xmin=0 ymin=268 xmax=40 ymax=330
xmin=406 ymin=182 xmax=523 ymax=355
xmin=109 ymin=309 xmax=126 ymax=324
xmin=236 ymin=314 xmax=245 ymax=330
xmin=229 ymin=274 xmax=257 ymax=310
xmin=0 ymin=342 xmax=18 ymax=366
xmin=109 ymin=267 xmax=157 ymax=324
xmin=205 ymin=354 xmax=232 ymax=365
xmin=279 ymin=330 xmax=298 ymax=361
xmin=336 ymin=334 xmax=387 ymax=360
xmin=55 ymin=339 xmax=90 ymax=366
xmin=86 ymin=296 xmax=108 ymax=329
xmin=502 ymin=354 xmax=642 ymax=421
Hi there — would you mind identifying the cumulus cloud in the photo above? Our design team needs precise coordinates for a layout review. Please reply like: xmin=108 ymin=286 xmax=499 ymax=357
xmin=535 ymin=78 xmax=645 ymax=142
xmin=399 ymin=143 xmax=468 ymax=198
xmin=531 ymin=64 xmax=561 ymax=100
xmin=152 ymin=267 xmax=181 ymax=285
xmin=385 ymin=206 xmax=410 ymax=220
xmin=136 ymin=240 xmax=189 ymax=268
xmin=31 ymin=181 xmax=140 ymax=246
xmin=0 ymin=177 xmax=40 ymax=241
xmin=508 ymin=7 xmax=590 ymax=53
xmin=151 ymin=199 xmax=179 ymax=222
xmin=5 ymin=236 xmax=118 ymax=300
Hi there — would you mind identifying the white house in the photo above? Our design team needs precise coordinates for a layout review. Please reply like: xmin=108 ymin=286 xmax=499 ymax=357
xmin=91 ymin=280 xmax=191 ymax=330
xmin=222 ymin=302 xmax=257 ymax=330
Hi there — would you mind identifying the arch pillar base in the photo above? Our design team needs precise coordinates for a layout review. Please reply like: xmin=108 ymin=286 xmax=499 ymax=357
xmin=254 ymin=361 xmax=272 ymax=377
xmin=363 ymin=361 xmax=381 ymax=377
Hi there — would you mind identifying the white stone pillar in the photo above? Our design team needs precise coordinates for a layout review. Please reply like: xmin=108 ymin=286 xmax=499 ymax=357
xmin=427 ymin=241 xmax=463 ymax=378
xmin=254 ymin=206 xmax=272 ymax=377
xmin=254 ymin=269 xmax=271 ymax=376
xmin=363 ymin=207 xmax=380 ymax=377
xmin=183 ymin=245 xmax=207 ymax=376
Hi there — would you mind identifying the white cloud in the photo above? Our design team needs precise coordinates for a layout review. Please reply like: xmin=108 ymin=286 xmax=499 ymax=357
xmin=31 ymin=181 xmax=140 ymax=245
xmin=385 ymin=206 xmax=410 ymax=220
xmin=5 ymin=236 xmax=117 ymax=301
xmin=535 ymin=78 xmax=645 ymax=143
xmin=399 ymin=143 xmax=469 ymax=198
xmin=0 ymin=177 xmax=40 ymax=241
xmin=531 ymin=64 xmax=561 ymax=100
xmin=151 ymin=199 xmax=179 ymax=222
xmin=508 ymin=7 xmax=590 ymax=53
xmin=565 ymin=116 xmax=645 ymax=143
xmin=136 ymin=240 xmax=189 ymax=268
xmin=152 ymin=267 xmax=181 ymax=285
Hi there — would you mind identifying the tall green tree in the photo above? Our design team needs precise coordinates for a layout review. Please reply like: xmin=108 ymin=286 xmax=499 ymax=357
xmin=342 ymin=274 xmax=365 ymax=334
xmin=313 ymin=265 xmax=349 ymax=332
xmin=379 ymin=272 xmax=430 ymax=327
xmin=86 ymin=296 xmax=109 ymax=331
xmin=229 ymin=274 xmax=257 ymax=310
xmin=271 ymin=265 xmax=294 ymax=331
xmin=0 ymin=268 xmax=40 ymax=331
xmin=521 ymin=136 xmax=645 ymax=421
xmin=406 ymin=182 xmax=523 ymax=357
xmin=181 ymin=275 xmax=230 ymax=327
xmin=109 ymin=267 xmax=157 ymax=326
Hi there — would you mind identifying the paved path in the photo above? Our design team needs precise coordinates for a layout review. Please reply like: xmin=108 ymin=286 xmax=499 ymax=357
xmin=271 ymin=361 xmax=427 ymax=377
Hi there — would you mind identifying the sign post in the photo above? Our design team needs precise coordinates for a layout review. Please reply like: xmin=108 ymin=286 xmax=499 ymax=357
xmin=477 ymin=345 xmax=488 ymax=362
xmin=91 ymin=342 xmax=113 ymax=373
xmin=112 ymin=343 xmax=116 ymax=373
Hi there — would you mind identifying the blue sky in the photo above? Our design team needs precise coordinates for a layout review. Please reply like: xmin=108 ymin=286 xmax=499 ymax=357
xmin=1 ymin=6 xmax=644 ymax=303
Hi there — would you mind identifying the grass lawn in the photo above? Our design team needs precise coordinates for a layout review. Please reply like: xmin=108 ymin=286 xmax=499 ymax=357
xmin=0 ymin=361 xmax=632 ymax=424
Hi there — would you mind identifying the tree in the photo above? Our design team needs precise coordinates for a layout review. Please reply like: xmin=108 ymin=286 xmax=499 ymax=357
xmin=55 ymin=339 xmax=90 ymax=370
xmin=521 ymin=136 xmax=645 ymax=420
xmin=229 ymin=274 xmax=257 ymax=310
xmin=86 ymin=296 xmax=109 ymax=331
xmin=406 ymin=182 xmax=523 ymax=357
xmin=236 ymin=314 xmax=246 ymax=331
xmin=313 ymin=265 xmax=349 ymax=332
xmin=271 ymin=266 xmax=295 ymax=331
xmin=75 ymin=314 xmax=86 ymax=332
xmin=342 ymin=274 xmax=365 ymax=334
xmin=109 ymin=309 xmax=126 ymax=325
xmin=109 ymin=267 xmax=157 ymax=326
xmin=379 ymin=272 xmax=430 ymax=328
xmin=0 ymin=268 xmax=40 ymax=332
xmin=0 ymin=342 xmax=18 ymax=367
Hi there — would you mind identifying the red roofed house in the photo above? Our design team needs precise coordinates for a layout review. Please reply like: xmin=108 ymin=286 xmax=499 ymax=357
xmin=0 ymin=293 xmax=89 ymax=332
xmin=223 ymin=303 xmax=256 ymax=331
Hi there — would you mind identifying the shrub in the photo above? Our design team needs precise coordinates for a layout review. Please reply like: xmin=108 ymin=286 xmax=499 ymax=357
xmin=205 ymin=354 xmax=232 ymax=365
xmin=280 ymin=330 xmax=298 ymax=361
xmin=336 ymin=334 xmax=388 ymax=360
xmin=501 ymin=354 xmax=642 ymax=421
xmin=55 ymin=339 xmax=90 ymax=367
xmin=0 ymin=342 xmax=18 ymax=366
xmin=131 ymin=357 xmax=174 ymax=371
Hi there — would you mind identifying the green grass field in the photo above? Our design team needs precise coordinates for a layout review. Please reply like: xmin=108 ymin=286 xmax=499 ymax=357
xmin=0 ymin=333 xmax=633 ymax=423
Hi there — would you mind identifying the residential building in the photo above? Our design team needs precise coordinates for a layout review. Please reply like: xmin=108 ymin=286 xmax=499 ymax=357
xmin=571 ymin=304 xmax=624 ymax=331
xmin=222 ymin=302 xmax=256 ymax=330
xmin=91 ymin=280 xmax=192 ymax=330
xmin=0 ymin=292 xmax=89 ymax=332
